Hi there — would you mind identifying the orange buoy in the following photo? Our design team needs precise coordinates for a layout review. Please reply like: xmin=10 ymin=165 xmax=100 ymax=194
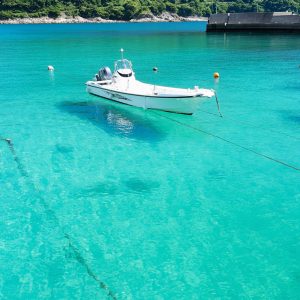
xmin=213 ymin=72 xmax=220 ymax=79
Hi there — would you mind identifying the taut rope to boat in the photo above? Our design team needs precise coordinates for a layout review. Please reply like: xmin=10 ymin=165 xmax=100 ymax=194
xmin=150 ymin=114 xmax=300 ymax=172
xmin=197 ymin=109 xmax=300 ymax=141
xmin=213 ymin=90 xmax=222 ymax=117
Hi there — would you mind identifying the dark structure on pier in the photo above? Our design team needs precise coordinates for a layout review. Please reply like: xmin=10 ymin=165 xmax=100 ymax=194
xmin=207 ymin=12 xmax=300 ymax=32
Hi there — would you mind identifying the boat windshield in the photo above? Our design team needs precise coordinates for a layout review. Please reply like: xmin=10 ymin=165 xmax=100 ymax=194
xmin=114 ymin=59 xmax=132 ymax=71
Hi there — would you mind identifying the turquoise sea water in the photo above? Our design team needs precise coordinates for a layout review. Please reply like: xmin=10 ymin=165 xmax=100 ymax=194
xmin=0 ymin=22 xmax=300 ymax=299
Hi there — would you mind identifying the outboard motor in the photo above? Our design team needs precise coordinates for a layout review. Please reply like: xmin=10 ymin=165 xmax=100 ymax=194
xmin=98 ymin=67 xmax=112 ymax=81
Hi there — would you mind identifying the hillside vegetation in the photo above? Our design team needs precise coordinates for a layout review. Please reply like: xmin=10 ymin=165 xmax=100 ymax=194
xmin=0 ymin=0 xmax=299 ymax=20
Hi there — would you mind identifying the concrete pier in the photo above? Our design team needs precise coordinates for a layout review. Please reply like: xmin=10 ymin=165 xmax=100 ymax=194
xmin=207 ymin=12 xmax=300 ymax=32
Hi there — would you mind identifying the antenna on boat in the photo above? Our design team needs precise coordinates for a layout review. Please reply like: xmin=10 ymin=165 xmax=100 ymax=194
xmin=153 ymin=67 xmax=158 ymax=94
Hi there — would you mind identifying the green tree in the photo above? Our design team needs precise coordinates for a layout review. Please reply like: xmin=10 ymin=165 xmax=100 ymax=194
xmin=178 ymin=3 xmax=194 ymax=16
xmin=263 ymin=0 xmax=299 ymax=12
xmin=48 ymin=7 xmax=61 ymax=18
xmin=79 ymin=5 xmax=98 ymax=18
xmin=166 ymin=1 xmax=177 ymax=13
xmin=1 ymin=0 xmax=300 ymax=20
xmin=107 ymin=5 xmax=124 ymax=20
xmin=123 ymin=0 xmax=141 ymax=20
xmin=149 ymin=0 xmax=166 ymax=14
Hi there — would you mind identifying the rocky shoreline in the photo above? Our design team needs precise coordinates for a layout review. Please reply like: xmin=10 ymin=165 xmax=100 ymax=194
xmin=0 ymin=12 xmax=207 ymax=24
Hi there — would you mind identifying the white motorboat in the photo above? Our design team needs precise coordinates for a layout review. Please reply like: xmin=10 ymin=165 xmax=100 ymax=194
xmin=86 ymin=50 xmax=217 ymax=115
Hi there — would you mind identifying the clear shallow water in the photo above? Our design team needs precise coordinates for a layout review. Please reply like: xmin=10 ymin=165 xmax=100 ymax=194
xmin=0 ymin=22 xmax=300 ymax=299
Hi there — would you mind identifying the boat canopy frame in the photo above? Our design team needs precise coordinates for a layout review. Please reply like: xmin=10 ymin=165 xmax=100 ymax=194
xmin=114 ymin=59 xmax=133 ymax=73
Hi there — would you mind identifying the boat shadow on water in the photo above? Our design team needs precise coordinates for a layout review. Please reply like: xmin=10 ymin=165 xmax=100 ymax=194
xmin=58 ymin=100 xmax=165 ymax=142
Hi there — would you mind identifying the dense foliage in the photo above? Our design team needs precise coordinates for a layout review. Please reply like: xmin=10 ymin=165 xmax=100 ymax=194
xmin=0 ymin=0 xmax=299 ymax=20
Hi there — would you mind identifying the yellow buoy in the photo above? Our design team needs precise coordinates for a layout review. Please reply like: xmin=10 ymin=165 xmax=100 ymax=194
xmin=213 ymin=72 xmax=220 ymax=79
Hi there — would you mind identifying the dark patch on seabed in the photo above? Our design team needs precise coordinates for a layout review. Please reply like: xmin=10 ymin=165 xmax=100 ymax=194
xmin=75 ymin=177 xmax=160 ymax=199
xmin=286 ymin=115 xmax=300 ymax=124
xmin=58 ymin=100 xmax=165 ymax=142
xmin=205 ymin=169 xmax=226 ymax=181
xmin=55 ymin=144 xmax=74 ymax=154
xmin=80 ymin=181 xmax=120 ymax=197
xmin=278 ymin=110 xmax=300 ymax=124
xmin=125 ymin=177 xmax=160 ymax=194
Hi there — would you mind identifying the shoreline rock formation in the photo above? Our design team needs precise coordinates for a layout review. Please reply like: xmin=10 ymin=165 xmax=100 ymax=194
xmin=0 ymin=12 xmax=207 ymax=25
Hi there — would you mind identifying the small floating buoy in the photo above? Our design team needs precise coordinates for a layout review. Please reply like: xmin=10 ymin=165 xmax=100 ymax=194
xmin=48 ymin=65 xmax=54 ymax=71
xmin=213 ymin=72 xmax=220 ymax=79
xmin=153 ymin=67 xmax=158 ymax=72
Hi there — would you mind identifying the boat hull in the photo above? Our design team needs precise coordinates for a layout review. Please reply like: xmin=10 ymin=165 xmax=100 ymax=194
xmin=86 ymin=84 xmax=206 ymax=115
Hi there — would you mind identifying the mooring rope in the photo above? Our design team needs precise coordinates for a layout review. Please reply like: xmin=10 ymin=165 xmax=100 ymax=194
xmin=0 ymin=137 xmax=117 ymax=299
xmin=213 ymin=91 xmax=223 ymax=118
xmin=197 ymin=108 xmax=300 ymax=141
xmin=151 ymin=113 xmax=300 ymax=172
